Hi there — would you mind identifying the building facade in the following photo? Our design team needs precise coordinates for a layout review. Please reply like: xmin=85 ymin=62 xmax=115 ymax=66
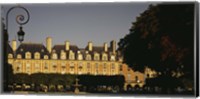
xmin=7 ymin=37 xmax=149 ymax=90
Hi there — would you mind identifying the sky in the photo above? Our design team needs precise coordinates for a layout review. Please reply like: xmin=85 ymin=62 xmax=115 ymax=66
xmin=2 ymin=3 xmax=150 ymax=48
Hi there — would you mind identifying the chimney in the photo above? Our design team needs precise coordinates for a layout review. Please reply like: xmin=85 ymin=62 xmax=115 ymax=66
xmin=88 ymin=41 xmax=93 ymax=51
xmin=110 ymin=40 xmax=116 ymax=54
xmin=104 ymin=42 xmax=108 ymax=52
xmin=65 ymin=40 xmax=70 ymax=50
xmin=46 ymin=37 xmax=52 ymax=53
xmin=11 ymin=40 xmax=17 ymax=52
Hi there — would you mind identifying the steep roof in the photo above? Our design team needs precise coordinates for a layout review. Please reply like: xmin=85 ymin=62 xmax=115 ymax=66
xmin=7 ymin=44 xmax=13 ymax=54
xmin=16 ymin=43 xmax=49 ymax=58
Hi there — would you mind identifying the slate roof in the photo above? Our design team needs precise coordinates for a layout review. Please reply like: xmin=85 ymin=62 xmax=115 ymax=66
xmin=7 ymin=44 xmax=13 ymax=54
xmin=9 ymin=41 xmax=122 ymax=60
xmin=16 ymin=43 xmax=49 ymax=58
xmin=52 ymin=44 xmax=79 ymax=59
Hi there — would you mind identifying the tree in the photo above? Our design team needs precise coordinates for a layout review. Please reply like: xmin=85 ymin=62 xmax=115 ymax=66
xmin=118 ymin=4 xmax=194 ymax=92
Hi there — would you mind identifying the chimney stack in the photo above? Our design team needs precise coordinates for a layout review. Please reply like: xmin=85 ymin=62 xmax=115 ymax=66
xmin=110 ymin=40 xmax=116 ymax=54
xmin=46 ymin=37 xmax=52 ymax=53
xmin=11 ymin=40 xmax=17 ymax=52
xmin=65 ymin=40 xmax=70 ymax=50
xmin=88 ymin=41 xmax=93 ymax=51
xmin=104 ymin=42 xmax=108 ymax=52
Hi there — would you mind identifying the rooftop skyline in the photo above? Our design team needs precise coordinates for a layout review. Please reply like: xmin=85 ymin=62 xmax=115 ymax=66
xmin=2 ymin=3 xmax=150 ymax=48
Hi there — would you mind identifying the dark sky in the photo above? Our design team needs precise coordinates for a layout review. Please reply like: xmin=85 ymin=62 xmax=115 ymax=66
xmin=2 ymin=3 xmax=150 ymax=48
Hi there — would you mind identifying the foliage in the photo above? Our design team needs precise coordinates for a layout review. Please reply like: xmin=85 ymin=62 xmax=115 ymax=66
xmin=78 ymin=75 xmax=125 ymax=87
xmin=13 ymin=73 xmax=76 ymax=86
xmin=118 ymin=4 xmax=194 ymax=76
xmin=118 ymin=4 xmax=194 ymax=93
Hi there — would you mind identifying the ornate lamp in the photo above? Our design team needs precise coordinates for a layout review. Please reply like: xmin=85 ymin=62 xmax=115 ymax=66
xmin=17 ymin=26 xmax=25 ymax=43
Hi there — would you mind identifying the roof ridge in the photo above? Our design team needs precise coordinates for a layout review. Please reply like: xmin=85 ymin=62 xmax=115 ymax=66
xmin=21 ymin=42 xmax=44 ymax=45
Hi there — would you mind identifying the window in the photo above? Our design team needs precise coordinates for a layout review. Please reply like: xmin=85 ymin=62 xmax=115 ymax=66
xmin=78 ymin=54 xmax=83 ymax=60
xmin=86 ymin=54 xmax=91 ymax=60
xmin=52 ymin=62 xmax=57 ymax=72
xmin=44 ymin=63 xmax=48 ymax=72
xmin=95 ymin=63 xmax=98 ymax=68
xmin=94 ymin=53 xmax=99 ymax=61
xmin=110 ymin=55 xmax=115 ymax=61
xmin=52 ymin=53 xmax=58 ymax=59
xmin=78 ymin=62 xmax=83 ymax=74
xmin=102 ymin=54 xmax=107 ymax=61
xmin=86 ymin=63 xmax=90 ymax=73
xmin=35 ymin=63 xmax=40 ymax=73
xmin=111 ymin=63 xmax=115 ymax=69
xmin=103 ymin=63 xmax=107 ymax=69
xmin=34 ymin=52 xmax=40 ymax=59
xmin=26 ymin=63 xmax=31 ymax=73
xmin=8 ymin=54 xmax=13 ymax=58
xmin=44 ymin=55 xmax=49 ymax=59
xmin=25 ymin=52 xmax=31 ymax=59
xmin=60 ymin=51 xmax=66 ymax=59
xmin=103 ymin=63 xmax=107 ymax=75
xmin=69 ymin=51 xmax=75 ymax=60
xmin=17 ymin=54 xmax=22 ymax=59
xmin=127 ymin=73 xmax=131 ymax=81
xmin=70 ymin=62 xmax=75 ymax=74
xmin=16 ymin=62 xmax=22 ymax=72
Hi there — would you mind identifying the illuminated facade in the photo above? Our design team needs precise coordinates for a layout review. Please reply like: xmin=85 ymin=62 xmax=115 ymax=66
xmin=7 ymin=37 xmax=149 ymax=89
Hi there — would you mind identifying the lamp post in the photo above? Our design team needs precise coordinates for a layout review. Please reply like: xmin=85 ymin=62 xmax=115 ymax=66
xmin=3 ymin=5 xmax=30 ymax=92
xmin=5 ymin=5 xmax=30 ymax=43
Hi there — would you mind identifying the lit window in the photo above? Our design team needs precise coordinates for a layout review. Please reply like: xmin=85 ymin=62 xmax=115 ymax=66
xmin=60 ymin=51 xmax=66 ymax=59
xmin=8 ymin=53 xmax=13 ymax=59
xmin=44 ymin=55 xmax=49 ymax=59
xmin=52 ymin=53 xmax=58 ymax=59
xmin=110 ymin=55 xmax=115 ymax=61
xmin=94 ymin=53 xmax=99 ymax=61
xmin=86 ymin=54 xmax=91 ymax=60
xmin=34 ymin=52 xmax=40 ymax=59
xmin=25 ymin=52 xmax=31 ymax=59
xmin=69 ymin=51 xmax=75 ymax=60
xmin=102 ymin=54 xmax=107 ymax=61
xmin=26 ymin=63 xmax=31 ymax=73
xmin=78 ymin=54 xmax=83 ymax=60
xmin=35 ymin=63 xmax=40 ymax=73
xmin=17 ymin=54 xmax=22 ymax=59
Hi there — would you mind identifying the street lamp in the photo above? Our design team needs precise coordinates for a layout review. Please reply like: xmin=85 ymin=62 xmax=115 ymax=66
xmin=5 ymin=5 xmax=30 ymax=43
xmin=17 ymin=26 xmax=25 ymax=42
xmin=3 ymin=5 xmax=30 ymax=92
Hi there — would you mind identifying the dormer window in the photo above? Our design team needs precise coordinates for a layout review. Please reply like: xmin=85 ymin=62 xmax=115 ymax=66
xmin=78 ymin=53 xmax=83 ymax=60
xmin=17 ymin=54 xmax=22 ymax=59
xmin=8 ymin=54 xmax=13 ymax=59
xmin=25 ymin=52 xmax=31 ymax=59
xmin=110 ymin=55 xmax=115 ymax=61
xmin=60 ymin=51 xmax=66 ymax=60
xmin=102 ymin=53 xmax=107 ymax=61
xmin=34 ymin=52 xmax=40 ymax=59
xmin=44 ymin=55 xmax=49 ymax=59
xmin=52 ymin=53 xmax=58 ymax=59
xmin=69 ymin=51 xmax=75 ymax=60
xmin=86 ymin=54 xmax=91 ymax=60
xmin=94 ymin=53 xmax=99 ymax=61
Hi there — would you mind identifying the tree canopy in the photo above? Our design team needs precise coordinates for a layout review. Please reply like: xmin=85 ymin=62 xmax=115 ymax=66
xmin=118 ymin=4 xmax=194 ymax=78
